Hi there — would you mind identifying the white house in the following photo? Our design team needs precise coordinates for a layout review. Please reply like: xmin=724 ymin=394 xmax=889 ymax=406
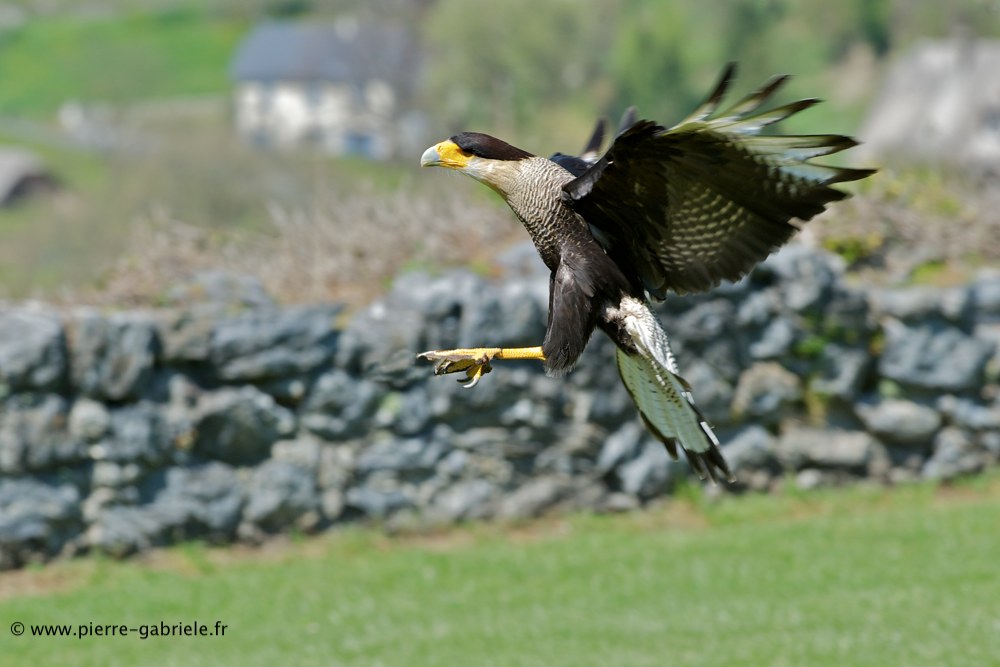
xmin=228 ymin=19 xmax=418 ymax=159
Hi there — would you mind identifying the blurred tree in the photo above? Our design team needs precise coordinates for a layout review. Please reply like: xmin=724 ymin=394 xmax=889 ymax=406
xmin=857 ymin=0 xmax=891 ymax=56
xmin=422 ymin=0 xmax=620 ymax=136
xmin=721 ymin=0 xmax=788 ymax=76
xmin=608 ymin=2 xmax=705 ymax=121
xmin=266 ymin=0 xmax=314 ymax=17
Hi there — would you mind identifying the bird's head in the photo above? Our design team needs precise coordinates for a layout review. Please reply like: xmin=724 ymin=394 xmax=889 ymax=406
xmin=421 ymin=132 xmax=534 ymax=197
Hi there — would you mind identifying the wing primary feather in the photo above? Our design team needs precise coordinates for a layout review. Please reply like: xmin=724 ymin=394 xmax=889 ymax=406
xmin=676 ymin=61 xmax=738 ymax=125
xmin=712 ymin=73 xmax=791 ymax=123
xmin=759 ymin=135 xmax=860 ymax=161
xmin=720 ymin=99 xmax=820 ymax=134
xmin=581 ymin=118 xmax=607 ymax=160
xmin=617 ymin=106 xmax=638 ymax=135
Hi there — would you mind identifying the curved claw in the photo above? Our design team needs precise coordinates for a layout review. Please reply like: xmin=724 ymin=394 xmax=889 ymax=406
xmin=459 ymin=362 xmax=492 ymax=388
xmin=417 ymin=349 xmax=495 ymax=388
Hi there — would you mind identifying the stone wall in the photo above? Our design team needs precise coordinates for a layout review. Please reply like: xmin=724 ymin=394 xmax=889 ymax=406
xmin=1 ymin=245 xmax=999 ymax=568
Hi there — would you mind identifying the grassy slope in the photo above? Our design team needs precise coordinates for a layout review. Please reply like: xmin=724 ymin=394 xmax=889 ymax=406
xmin=0 ymin=8 xmax=247 ymax=297
xmin=1 ymin=478 xmax=998 ymax=666
xmin=0 ymin=9 xmax=245 ymax=115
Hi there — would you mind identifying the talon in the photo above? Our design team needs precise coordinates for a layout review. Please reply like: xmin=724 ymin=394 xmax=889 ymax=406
xmin=417 ymin=348 xmax=496 ymax=387
xmin=459 ymin=361 xmax=492 ymax=388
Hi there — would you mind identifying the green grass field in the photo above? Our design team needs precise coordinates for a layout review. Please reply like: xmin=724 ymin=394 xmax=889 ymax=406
xmin=1 ymin=477 xmax=998 ymax=666
xmin=0 ymin=8 xmax=244 ymax=115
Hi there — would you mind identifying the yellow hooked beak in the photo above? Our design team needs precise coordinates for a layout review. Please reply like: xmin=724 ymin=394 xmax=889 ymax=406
xmin=420 ymin=140 xmax=472 ymax=170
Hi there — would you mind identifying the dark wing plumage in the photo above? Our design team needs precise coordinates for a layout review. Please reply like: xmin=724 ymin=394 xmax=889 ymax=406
xmin=542 ymin=244 xmax=633 ymax=375
xmin=550 ymin=106 xmax=642 ymax=178
xmin=563 ymin=63 xmax=876 ymax=298
xmin=550 ymin=117 xmax=607 ymax=177
xmin=543 ymin=258 xmax=597 ymax=375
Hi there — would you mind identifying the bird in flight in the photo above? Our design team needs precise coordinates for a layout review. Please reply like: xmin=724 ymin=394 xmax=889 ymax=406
xmin=417 ymin=63 xmax=875 ymax=482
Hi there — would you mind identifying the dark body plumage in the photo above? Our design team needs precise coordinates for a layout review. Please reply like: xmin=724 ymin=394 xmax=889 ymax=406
xmin=479 ymin=154 xmax=636 ymax=373
xmin=421 ymin=64 xmax=875 ymax=481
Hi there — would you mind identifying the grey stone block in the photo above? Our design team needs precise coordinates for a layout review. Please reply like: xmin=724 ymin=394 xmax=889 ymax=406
xmin=879 ymin=321 xmax=993 ymax=392
xmin=0 ymin=307 xmax=67 ymax=392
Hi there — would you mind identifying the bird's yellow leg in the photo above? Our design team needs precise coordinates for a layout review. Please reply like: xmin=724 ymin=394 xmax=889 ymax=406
xmin=417 ymin=346 xmax=545 ymax=388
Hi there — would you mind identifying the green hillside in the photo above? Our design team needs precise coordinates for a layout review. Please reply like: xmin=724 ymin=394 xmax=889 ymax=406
xmin=0 ymin=8 xmax=246 ymax=116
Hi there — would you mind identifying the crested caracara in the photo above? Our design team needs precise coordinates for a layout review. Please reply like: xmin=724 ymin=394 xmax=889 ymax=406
xmin=417 ymin=63 xmax=875 ymax=482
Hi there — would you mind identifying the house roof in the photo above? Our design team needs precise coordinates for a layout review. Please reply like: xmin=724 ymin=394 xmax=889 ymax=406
xmin=229 ymin=19 xmax=417 ymax=90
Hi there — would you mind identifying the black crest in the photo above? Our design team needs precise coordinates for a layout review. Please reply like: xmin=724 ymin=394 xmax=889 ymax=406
xmin=451 ymin=132 xmax=533 ymax=161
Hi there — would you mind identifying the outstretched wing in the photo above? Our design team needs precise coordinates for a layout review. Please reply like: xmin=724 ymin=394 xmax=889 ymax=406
xmin=564 ymin=63 xmax=876 ymax=298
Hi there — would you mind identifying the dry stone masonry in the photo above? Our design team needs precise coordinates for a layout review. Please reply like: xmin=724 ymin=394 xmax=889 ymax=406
xmin=1 ymin=246 xmax=999 ymax=568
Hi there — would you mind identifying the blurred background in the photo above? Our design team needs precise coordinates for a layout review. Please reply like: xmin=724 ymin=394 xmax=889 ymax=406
xmin=2 ymin=2 xmax=1000 ymax=666
xmin=0 ymin=0 xmax=997 ymax=304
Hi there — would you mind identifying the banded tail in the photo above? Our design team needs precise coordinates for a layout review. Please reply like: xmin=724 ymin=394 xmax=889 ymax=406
xmin=613 ymin=298 xmax=733 ymax=482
